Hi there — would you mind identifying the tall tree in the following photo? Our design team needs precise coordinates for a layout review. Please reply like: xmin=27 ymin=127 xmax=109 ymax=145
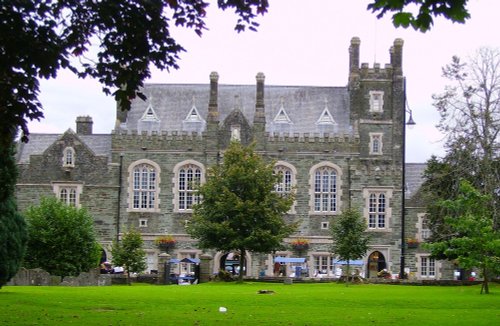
xmin=0 ymin=0 xmax=269 ymax=143
xmin=430 ymin=48 xmax=500 ymax=229
xmin=330 ymin=208 xmax=370 ymax=284
xmin=24 ymin=197 xmax=101 ymax=279
xmin=368 ymin=0 xmax=471 ymax=32
xmin=425 ymin=181 xmax=500 ymax=294
xmin=187 ymin=142 xmax=296 ymax=281
xmin=0 ymin=140 xmax=27 ymax=288
xmin=111 ymin=228 xmax=147 ymax=284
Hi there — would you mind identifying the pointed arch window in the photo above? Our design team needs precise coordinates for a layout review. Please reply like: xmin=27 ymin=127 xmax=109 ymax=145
xmin=174 ymin=161 xmax=204 ymax=212
xmin=310 ymin=163 xmax=342 ymax=213
xmin=63 ymin=147 xmax=75 ymax=167
xmin=369 ymin=133 xmax=383 ymax=155
xmin=128 ymin=160 xmax=161 ymax=211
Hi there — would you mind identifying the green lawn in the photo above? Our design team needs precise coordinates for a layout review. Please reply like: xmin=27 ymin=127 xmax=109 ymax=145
xmin=0 ymin=282 xmax=498 ymax=325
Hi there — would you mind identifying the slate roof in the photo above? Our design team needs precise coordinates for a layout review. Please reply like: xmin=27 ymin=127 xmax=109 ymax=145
xmin=405 ymin=163 xmax=427 ymax=199
xmin=123 ymin=84 xmax=352 ymax=135
xmin=16 ymin=131 xmax=112 ymax=164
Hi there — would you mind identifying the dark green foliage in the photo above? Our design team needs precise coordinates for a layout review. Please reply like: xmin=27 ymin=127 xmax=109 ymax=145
xmin=0 ymin=140 xmax=27 ymax=288
xmin=188 ymin=142 xmax=296 ymax=280
xmin=111 ymin=228 xmax=147 ymax=283
xmin=24 ymin=197 xmax=101 ymax=278
xmin=424 ymin=49 xmax=500 ymax=238
xmin=0 ymin=0 xmax=268 ymax=143
xmin=424 ymin=181 xmax=500 ymax=294
xmin=330 ymin=208 xmax=370 ymax=282
xmin=368 ymin=0 xmax=470 ymax=32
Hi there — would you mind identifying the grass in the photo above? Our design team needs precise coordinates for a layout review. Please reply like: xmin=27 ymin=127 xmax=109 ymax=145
xmin=0 ymin=282 xmax=499 ymax=325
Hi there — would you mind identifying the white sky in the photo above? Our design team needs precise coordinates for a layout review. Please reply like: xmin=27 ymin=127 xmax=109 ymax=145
xmin=31 ymin=0 xmax=498 ymax=163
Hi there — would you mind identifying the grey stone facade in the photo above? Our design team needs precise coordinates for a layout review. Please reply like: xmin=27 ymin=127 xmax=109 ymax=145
xmin=15 ymin=38 xmax=453 ymax=280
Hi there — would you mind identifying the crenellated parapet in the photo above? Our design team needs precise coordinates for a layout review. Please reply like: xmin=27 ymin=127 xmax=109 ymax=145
xmin=267 ymin=132 xmax=359 ymax=144
xmin=359 ymin=63 xmax=394 ymax=80
xmin=111 ymin=129 xmax=206 ymax=151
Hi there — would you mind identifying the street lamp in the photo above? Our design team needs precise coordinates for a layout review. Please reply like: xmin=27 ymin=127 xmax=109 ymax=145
xmin=400 ymin=106 xmax=415 ymax=280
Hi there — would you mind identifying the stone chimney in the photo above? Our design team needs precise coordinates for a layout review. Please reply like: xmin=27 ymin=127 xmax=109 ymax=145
xmin=207 ymin=71 xmax=219 ymax=122
xmin=76 ymin=116 xmax=93 ymax=135
xmin=254 ymin=72 xmax=266 ymax=124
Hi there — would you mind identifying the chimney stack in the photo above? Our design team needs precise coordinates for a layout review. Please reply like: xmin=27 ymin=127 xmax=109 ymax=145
xmin=76 ymin=116 xmax=93 ymax=135
xmin=207 ymin=71 xmax=219 ymax=122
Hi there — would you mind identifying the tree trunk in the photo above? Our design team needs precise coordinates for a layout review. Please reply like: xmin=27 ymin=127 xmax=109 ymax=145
xmin=345 ymin=262 xmax=351 ymax=286
xmin=127 ymin=270 xmax=131 ymax=286
xmin=238 ymin=249 xmax=246 ymax=282
xmin=481 ymin=267 xmax=489 ymax=294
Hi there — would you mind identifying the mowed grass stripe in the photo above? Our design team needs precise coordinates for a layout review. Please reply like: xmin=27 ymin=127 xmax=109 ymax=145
xmin=0 ymin=282 xmax=498 ymax=325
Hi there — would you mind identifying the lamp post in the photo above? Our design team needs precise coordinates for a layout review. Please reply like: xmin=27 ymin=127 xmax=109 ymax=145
xmin=400 ymin=106 xmax=415 ymax=280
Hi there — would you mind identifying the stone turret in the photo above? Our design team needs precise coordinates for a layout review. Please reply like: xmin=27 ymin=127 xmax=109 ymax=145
xmin=390 ymin=38 xmax=404 ymax=76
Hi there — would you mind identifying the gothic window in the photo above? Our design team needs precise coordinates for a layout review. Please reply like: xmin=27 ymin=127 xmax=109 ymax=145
xmin=274 ymin=165 xmax=292 ymax=196
xmin=128 ymin=160 xmax=160 ymax=211
xmin=369 ymin=91 xmax=384 ymax=113
xmin=363 ymin=188 xmax=393 ymax=230
xmin=63 ymin=147 xmax=75 ymax=167
xmin=273 ymin=162 xmax=297 ymax=213
xmin=369 ymin=133 xmax=383 ymax=155
xmin=231 ymin=125 xmax=241 ymax=141
xmin=174 ymin=160 xmax=204 ymax=212
xmin=310 ymin=163 xmax=342 ymax=214
xmin=52 ymin=183 xmax=82 ymax=207
xmin=417 ymin=214 xmax=432 ymax=241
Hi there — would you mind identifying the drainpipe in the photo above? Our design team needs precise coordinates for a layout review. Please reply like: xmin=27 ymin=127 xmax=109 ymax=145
xmin=116 ymin=153 xmax=124 ymax=243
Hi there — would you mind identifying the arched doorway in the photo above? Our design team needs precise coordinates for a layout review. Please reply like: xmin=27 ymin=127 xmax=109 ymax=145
xmin=219 ymin=252 xmax=246 ymax=276
xmin=100 ymin=248 xmax=108 ymax=264
xmin=367 ymin=251 xmax=386 ymax=278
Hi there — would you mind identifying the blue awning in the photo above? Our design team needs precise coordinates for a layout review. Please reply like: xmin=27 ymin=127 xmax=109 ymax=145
xmin=180 ymin=257 xmax=200 ymax=264
xmin=274 ymin=257 xmax=306 ymax=263
xmin=333 ymin=259 xmax=364 ymax=265
xmin=168 ymin=258 xmax=180 ymax=264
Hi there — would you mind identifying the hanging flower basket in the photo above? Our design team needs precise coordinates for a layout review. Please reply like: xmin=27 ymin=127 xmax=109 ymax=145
xmin=406 ymin=238 xmax=419 ymax=248
xmin=155 ymin=235 xmax=176 ymax=251
xmin=291 ymin=238 xmax=310 ymax=252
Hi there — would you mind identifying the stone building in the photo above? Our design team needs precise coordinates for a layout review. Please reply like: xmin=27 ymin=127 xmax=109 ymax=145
xmin=15 ymin=38 xmax=450 ymax=280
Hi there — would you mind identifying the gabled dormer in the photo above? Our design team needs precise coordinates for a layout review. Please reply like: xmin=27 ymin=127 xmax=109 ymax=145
xmin=182 ymin=98 xmax=206 ymax=134
xmin=315 ymin=99 xmax=338 ymax=135
xmin=138 ymin=102 xmax=161 ymax=134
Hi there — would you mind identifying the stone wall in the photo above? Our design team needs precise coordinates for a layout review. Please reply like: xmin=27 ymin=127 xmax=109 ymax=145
xmin=8 ymin=268 xmax=111 ymax=286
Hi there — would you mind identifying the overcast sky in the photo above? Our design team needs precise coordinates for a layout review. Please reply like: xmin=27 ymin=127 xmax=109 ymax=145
xmin=31 ymin=0 xmax=498 ymax=163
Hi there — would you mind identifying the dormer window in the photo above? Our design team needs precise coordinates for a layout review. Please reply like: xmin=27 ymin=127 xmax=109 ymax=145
xmin=140 ymin=103 xmax=160 ymax=122
xmin=369 ymin=91 xmax=384 ymax=113
xmin=63 ymin=147 xmax=75 ymax=167
xmin=369 ymin=133 xmax=383 ymax=155
xmin=231 ymin=125 xmax=241 ymax=141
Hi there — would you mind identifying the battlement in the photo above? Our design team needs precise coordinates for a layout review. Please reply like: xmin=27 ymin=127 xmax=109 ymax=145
xmin=349 ymin=37 xmax=403 ymax=79
xmin=267 ymin=132 xmax=359 ymax=144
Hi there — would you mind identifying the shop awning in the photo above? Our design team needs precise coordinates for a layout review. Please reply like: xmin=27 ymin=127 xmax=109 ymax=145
xmin=274 ymin=257 xmax=306 ymax=263
xmin=180 ymin=258 xmax=200 ymax=264
xmin=333 ymin=259 xmax=364 ymax=265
